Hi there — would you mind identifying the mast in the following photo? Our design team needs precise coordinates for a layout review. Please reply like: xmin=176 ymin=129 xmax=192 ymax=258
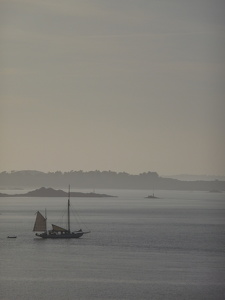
xmin=45 ymin=208 xmax=47 ymax=232
xmin=68 ymin=185 xmax=70 ymax=232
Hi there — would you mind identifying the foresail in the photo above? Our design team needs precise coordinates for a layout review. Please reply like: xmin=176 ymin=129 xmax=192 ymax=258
xmin=52 ymin=224 xmax=68 ymax=232
xmin=33 ymin=211 xmax=47 ymax=232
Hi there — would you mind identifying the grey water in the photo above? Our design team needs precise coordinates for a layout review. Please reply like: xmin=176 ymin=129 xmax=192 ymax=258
xmin=0 ymin=189 xmax=225 ymax=300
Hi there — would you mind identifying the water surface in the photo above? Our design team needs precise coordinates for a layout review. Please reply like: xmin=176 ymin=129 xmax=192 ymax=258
xmin=0 ymin=190 xmax=225 ymax=299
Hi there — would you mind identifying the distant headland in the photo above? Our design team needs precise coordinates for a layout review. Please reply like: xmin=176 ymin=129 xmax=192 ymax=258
xmin=0 ymin=170 xmax=224 ymax=192
xmin=0 ymin=187 xmax=117 ymax=198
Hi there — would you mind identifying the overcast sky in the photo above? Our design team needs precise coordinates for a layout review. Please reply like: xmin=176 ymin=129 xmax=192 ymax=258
xmin=1 ymin=0 xmax=225 ymax=175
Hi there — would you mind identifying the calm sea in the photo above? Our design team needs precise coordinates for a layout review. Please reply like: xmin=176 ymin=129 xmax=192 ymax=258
xmin=0 ymin=189 xmax=225 ymax=300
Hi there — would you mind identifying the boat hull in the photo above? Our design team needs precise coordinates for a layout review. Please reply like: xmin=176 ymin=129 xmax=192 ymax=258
xmin=35 ymin=231 xmax=89 ymax=239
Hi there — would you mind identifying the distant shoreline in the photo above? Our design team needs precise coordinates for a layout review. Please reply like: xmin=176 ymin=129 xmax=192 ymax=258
xmin=0 ymin=170 xmax=225 ymax=191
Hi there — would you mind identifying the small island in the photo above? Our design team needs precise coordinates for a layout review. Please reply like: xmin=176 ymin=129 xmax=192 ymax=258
xmin=0 ymin=187 xmax=117 ymax=198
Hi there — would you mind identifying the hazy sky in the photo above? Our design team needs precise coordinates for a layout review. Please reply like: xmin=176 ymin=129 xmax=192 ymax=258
xmin=1 ymin=0 xmax=225 ymax=175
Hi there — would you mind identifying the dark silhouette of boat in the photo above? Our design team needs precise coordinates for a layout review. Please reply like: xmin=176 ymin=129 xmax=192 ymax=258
xmin=145 ymin=193 xmax=158 ymax=199
xmin=7 ymin=236 xmax=17 ymax=238
xmin=33 ymin=185 xmax=90 ymax=239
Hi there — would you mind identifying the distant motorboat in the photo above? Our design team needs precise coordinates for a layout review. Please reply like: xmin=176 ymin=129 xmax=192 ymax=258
xmin=7 ymin=236 xmax=17 ymax=238
xmin=145 ymin=193 xmax=158 ymax=199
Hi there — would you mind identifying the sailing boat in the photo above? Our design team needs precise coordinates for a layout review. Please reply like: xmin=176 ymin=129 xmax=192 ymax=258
xmin=33 ymin=185 xmax=90 ymax=239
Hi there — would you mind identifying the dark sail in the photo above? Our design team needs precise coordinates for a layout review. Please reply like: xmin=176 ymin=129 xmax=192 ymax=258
xmin=33 ymin=211 xmax=46 ymax=232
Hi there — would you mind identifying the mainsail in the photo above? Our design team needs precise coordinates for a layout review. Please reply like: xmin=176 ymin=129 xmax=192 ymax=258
xmin=51 ymin=224 xmax=68 ymax=232
xmin=33 ymin=211 xmax=47 ymax=232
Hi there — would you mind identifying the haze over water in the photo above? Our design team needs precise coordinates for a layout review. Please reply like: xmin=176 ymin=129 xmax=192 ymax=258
xmin=1 ymin=1 xmax=225 ymax=175
xmin=1 ymin=189 xmax=225 ymax=299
